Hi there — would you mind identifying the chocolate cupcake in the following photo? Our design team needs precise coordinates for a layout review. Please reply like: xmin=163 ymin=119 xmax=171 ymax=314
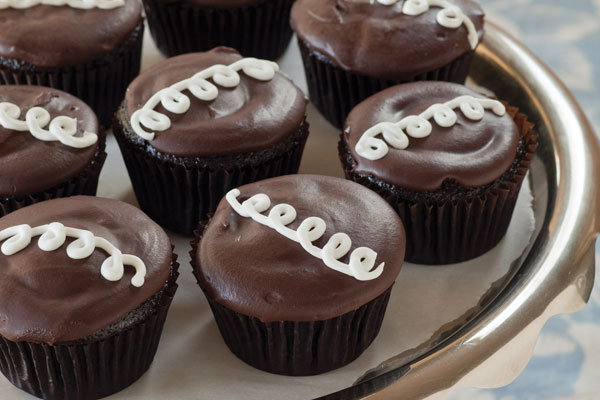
xmin=340 ymin=82 xmax=538 ymax=264
xmin=0 ymin=196 xmax=178 ymax=400
xmin=143 ymin=0 xmax=295 ymax=59
xmin=191 ymin=175 xmax=405 ymax=375
xmin=0 ymin=85 xmax=106 ymax=217
xmin=290 ymin=0 xmax=485 ymax=128
xmin=113 ymin=47 xmax=309 ymax=235
xmin=0 ymin=0 xmax=143 ymax=126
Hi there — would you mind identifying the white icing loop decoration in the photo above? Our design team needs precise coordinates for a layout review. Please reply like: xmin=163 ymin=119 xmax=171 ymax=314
xmin=0 ymin=0 xmax=124 ymax=9
xmin=0 ymin=223 xmax=146 ymax=287
xmin=131 ymin=57 xmax=279 ymax=140
xmin=355 ymin=95 xmax=506 ymax=161
xmin=0 ymin=102 xmax=97 ymax=148
xmin=376 ymin=0 xmax=479 ymax=49
xmin=226 ymin=189 xmax=385 ymax=281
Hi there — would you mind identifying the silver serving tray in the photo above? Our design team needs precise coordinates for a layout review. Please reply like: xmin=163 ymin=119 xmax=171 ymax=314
xmin=320 ymin=21 xmax=600 ymax=400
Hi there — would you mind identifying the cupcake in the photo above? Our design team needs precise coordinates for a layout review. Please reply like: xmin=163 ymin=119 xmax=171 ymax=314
xmin=0 ymin=0 xmax=144 ymax=126
xmin=191 ymin=174 xmax=405 ymax=375
xmin=339 ymin=82 xmax=538 ymax=264
xmin=290 ymin=0 xmax=485 ymax=128
xmin=0 ymin=196 xmax=178 ymax=399
xmin=113 ymin=47 xmax=309 ymax=235
xmin=0 ymin=85 xmax=106 ymax=217
xmin=143 ymin=0 xmax=295 ymax=59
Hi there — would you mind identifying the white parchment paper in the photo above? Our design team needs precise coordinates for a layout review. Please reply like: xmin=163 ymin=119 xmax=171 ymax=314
xmin=0 ymin=27 xmax=535 ymax=400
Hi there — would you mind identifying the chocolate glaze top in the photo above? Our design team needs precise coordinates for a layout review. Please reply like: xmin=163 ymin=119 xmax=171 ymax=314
xmin=0 ymin=196 xmax=172 ymax=344
xmin=0 ymin=0 xmax=142 ymax=67
xmin=125 ymin=47 xmax=307 ymax=158
xmin=0 ymin=85 xmax=101 ymax=197
xmin=290 ymin=0 xmax=484 ymax=80
xmin=344 ymin=82 xmax=520 ymax=191
xmin=196 ymin=175 xmax=405 ymax=322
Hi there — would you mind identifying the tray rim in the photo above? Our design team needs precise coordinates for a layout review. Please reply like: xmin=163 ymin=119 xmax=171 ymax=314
xmin=318 ymin=21 xmax=600 ymax=400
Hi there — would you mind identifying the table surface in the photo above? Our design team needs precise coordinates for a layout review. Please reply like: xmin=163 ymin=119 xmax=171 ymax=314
xmin=448 ymin=1 xmax=600 ymax=399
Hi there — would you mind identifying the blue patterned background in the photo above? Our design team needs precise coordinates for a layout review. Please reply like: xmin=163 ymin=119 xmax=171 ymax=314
xmin=449 ymin=1 xmax=600 ymax=399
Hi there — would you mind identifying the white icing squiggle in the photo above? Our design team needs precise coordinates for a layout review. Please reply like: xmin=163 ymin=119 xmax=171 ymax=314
xmin=0 ymin=102 xmax=98 ymax=148
xmin=226 ymin=189 xmax=384 ymax=281
xmin=130 ymin=58 xmax=279 ymax=140
xmin=0 ymin=0 xmax=124 ymax=9
xmin=0 ymin=222 xmax=146 ymax=287
xmin=376 ymin=0 xmax=479 ymax=49
xmin=355 ymin=95 xmax=505 ymax=161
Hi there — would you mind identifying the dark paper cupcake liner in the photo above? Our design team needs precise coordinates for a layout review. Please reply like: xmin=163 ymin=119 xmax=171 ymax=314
xmin=340 ymin=106 xmax=538 ymax=265
xmin=189 ymin=236 xmax=392 ymax=376
xmin=0 ymin=253 xmax=179 ymax=400
xmin=0 ymin=22 xmax=144 ymax=127
xmin=143 ymin=0 xmax=295 ymax=59
xmin=0 ymin=136 xmax=107 ymax=218
xmin=298 ymin=38 xmax=475 ymax=129
xmin=113 ymin=110 xmax=309 ymax=235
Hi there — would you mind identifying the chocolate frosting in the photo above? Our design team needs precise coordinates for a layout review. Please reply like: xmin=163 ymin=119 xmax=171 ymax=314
xmin=0 ymin=196 xmax=172 ymax=344
xmin=125 ymin=47 xmax=307 ymax=158
xmin=196 ymin=174 xmax=405 ymax=322
xmin=290 ymin=0 xmax=485 ymax=80
xmin=343 ymin=82 xmax=520 ymax=191
xmin=0 ymin=0 xmax=142 ymax=67
xmin=0 ymin=85 xmax=101 ymax=197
